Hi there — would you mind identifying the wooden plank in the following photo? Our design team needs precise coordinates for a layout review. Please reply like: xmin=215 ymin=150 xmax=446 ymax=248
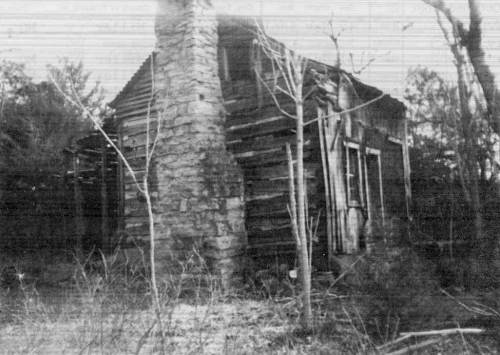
xmin=317 ymin=109 xmax=335 ymax=261
xmin=121 ymin=121 xmax=160 ymax=137
xmin=226 ymin=102 xmax=295 ymax=127
xmin=243 ymin=162 xmax=320 ymax=181
xmin=116 ymin=107 xmax=158 ymax=122
xmin=115 ymin=99 xmax=154 ymax=117
xmin=247 ymin=240 xmax=296 ymax=249
xmin=116 ymin=84 xmax=154 ymax=107
xmin=114 ymin=93 xmax=154 ymax=112
xmin=224 ymin=97 xmax=258 ymax=114
xmin=246 ymin=242 xmax=296 ymax=256
xmin=247 ymin=209 xmax=290 ymax=219
xmin=246 ymin=217 xmax=291 ymax=232
xmin=247 ymin=227 xmax=294 ymax=242
xmin=227 ymin=116 xmax=295 ymax=141
xmin=228 ymin=133 xmax=312 ymax=155
xmin=245 ymin=179 xmax=289 ymax=195
xmin=245 ymin=176 xmax=317 ymax=196
xmin=114 ymin=90 xmax=153 ymax=110
xmin=236 ymin=148 xmax=315 ymax=168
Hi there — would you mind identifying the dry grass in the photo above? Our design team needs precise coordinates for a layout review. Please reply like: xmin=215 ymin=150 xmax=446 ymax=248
xmin=1 ymin=249 xmax=499 ymax=354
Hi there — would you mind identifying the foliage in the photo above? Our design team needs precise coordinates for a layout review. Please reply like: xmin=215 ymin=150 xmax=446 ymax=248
xmin=405 ymin=66 xmax=498 ymax=244
xmin=405 ymin=66 xmax=494 ymax=183
xmin=0 ymin=61 xmax=35 ymax=171
xmin=47 ymin=58 xmax=107 ymax=124
xmin=352 ymin=247 xmax=449 ymax=340
xmin=0 ymin=59 xmax=105 ymax=175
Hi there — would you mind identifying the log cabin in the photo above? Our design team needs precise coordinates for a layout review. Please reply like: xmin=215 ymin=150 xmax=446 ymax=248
xmin=104 ymin=4 xmax=410 ymax=283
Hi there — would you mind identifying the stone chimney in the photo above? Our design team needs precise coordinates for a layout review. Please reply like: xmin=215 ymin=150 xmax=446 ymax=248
xmin=153 ymin=0 xmax=246 ymax=285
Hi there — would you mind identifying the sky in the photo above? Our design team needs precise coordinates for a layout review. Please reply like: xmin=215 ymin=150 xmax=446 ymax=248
xmin=1 ymin=0 xmax=499 ymax=101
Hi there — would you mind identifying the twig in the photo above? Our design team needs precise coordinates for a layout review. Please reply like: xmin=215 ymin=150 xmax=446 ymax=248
xmin=399 ymin=328 xmax=484 ymax=337
xmin=326 ymin=254 xmax=364 ymax=291
xmin=303 ymin=93 xmax=386 ymax=127
xmin=254 ymin=68 xmax=296 ymax=120
xmin=327 ymin=17 xmax=343 ymax=68
xmin=386 ymin=338 xmax=442 ymax=355
xmin=49 ymin=72 xmax=143 ymax=192
xmin=379 ymin=327 xmax=484 ymax=352
xmin=440 ymin=288 xmax=499 ymax=317
xmin=134 ymin=319 xmax=157 ymax=355
xmin=377 ymin=334 xmax=413 ymax=350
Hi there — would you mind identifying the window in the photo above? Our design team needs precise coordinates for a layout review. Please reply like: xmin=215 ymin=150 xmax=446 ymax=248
xmin=364 ymin=149 xmax=384 ymax=222
xmin=345 ymin=143 xmax=362 ymax=206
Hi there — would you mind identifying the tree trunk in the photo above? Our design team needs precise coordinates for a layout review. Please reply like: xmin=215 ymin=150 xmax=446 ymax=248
xmin=73 ymin=152 xmax=84 ymax=253
xmin=466 ymin=0 xmax=500 ymax=130
xmin=296 ymin=88 xmax=313 ymax=330
xmin=469 ymin=162 xmax=484 ymax=241
xmin=100 ymin=137 xmax=109 ymax=251
xmin=286 ymin=143 xmax=300 ymax=248
xmin=423 ymin=0 xmax=500 ymax=132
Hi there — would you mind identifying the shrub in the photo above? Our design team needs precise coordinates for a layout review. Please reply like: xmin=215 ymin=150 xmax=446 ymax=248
xmin=351 ymin=246 xmax=451 ymax=342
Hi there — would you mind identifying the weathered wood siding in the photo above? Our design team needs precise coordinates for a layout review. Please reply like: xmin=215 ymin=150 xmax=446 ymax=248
xmin=111 ymin=17 xmax=408 ymax=266
xmin=221 ymin=84 xmax=324 ymax=263
xmin=217 ymin=20 xmax=328 ymax=264
xmin=111 ymin=54 xmax=157 ymax=245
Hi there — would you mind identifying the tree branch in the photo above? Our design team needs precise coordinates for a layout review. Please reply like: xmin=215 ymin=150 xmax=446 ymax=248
xmin=421 ymin=0 xmax=468 ymax=38
xmin=50 ymin=72 xmax=144 ymax=193
xmin=466 ymin=0 xmax=500 ymax=123
xmin=254 ymin=68 xmax=297 ymax=120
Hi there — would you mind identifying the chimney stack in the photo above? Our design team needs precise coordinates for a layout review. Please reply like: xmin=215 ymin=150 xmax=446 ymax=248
xmin=153 ymin=0 xmax=246 ymax=286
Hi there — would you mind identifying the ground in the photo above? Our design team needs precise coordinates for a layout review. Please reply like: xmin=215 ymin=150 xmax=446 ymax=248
xmin=0 ymin=250 xmax=499 ymax=354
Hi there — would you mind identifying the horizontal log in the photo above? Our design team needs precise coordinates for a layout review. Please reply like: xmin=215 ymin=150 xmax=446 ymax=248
xmin=228 ymin=133 xmax=314 ymax=155
xmin=121 ymin=122 xmax=160 ymax=138
xmin=246 ymin=242 xmax=296 ymax=257
xmin=248 ymin=226 xmax=294 ymax=242
xmin=227 ymin=115 xmax=295 ymax=141
xmin=115 ymin=85 xmax=154 ymax=107
xmin=115 ymin=99 xmax=154 ymax=117
xmin=116 ymin=106 xmax=158 ymax=122
xmin=226 ymin=102 xmax=295 ymax=126
xmin=224 ymin=97 xmax=259 ymax=114
xmin=114 ymin=89 xmax=153 ymax=108
xmin=247 ymin=240 xmax=296 ymax=249
xmin=236 ymin=149 xmax=315 ymax=167
xmin=242 ymin=162 xmax=320 ymax=181
xmin=246 ymin=179 xmax=289 ymax=195
xmin=246 ymin=217 xmax=291 ymax=232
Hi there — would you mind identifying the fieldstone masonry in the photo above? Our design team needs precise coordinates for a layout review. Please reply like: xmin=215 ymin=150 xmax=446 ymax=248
xmin=153 ymin=0 xmax=247 ymax=285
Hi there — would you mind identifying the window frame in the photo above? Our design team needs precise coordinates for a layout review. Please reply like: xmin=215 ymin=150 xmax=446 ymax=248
xmin=344 ymin=141 xmax=364 ymax=207
xmin=363 ymin=147 xmax=385 ymax=223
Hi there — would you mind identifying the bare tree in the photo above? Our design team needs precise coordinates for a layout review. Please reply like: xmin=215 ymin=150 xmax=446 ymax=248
xmin=49 ymin=58 xmax=167 ymax=348
xmin=252 ymin=19 xmax=389 ymax=327
xmin=419 ymin=0 xmax=500 ymax=281
xmin=253 ymin=25 xmax=313 ymax=329
xmin=422 ymin=0 xmax=499 ymax=134
xmin=418 ymin=1 xmax=497 ymax=242
xmin=434 ymin=10 xmax=485 ymax=242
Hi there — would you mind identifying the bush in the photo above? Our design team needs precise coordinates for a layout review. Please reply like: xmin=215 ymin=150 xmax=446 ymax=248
xmin=351 ymin=247 xmax=452 ymax=342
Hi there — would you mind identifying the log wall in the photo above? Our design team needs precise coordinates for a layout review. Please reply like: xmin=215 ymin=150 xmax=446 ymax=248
xmin=110 ymin=17 xmax=408 ymax=269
